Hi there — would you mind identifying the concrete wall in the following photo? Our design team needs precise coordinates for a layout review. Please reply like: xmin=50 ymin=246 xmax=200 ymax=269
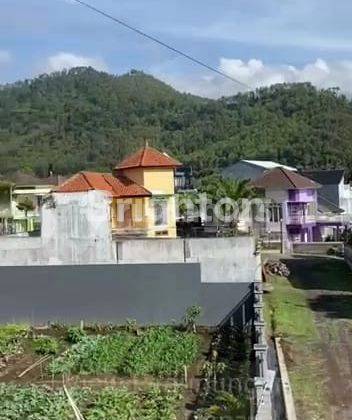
xmin=0 ymin=191 xmax=116 ymax=265
xmin=0 ymin=237 xmax=42 ymax=266
xmin=116 ymin=236 xmax=259 ymax=283
xmin=344 ymin=245 xmax=352 ymax=270
xmin=117 ymin=238 xmax=185 ymax=263
xmin=42 ymin=191 xmax=116 ymax=265
xmin=292 ymin=241 xmax=344 ymax=255
xmin=0 ymin=264 xmax=253 ymax=327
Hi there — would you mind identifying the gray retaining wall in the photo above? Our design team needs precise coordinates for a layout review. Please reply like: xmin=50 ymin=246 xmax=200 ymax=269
xmin=292 ymin=241 xmax=343 ymax=256
xmin=0 ymin=264 xmax=252 ymax=327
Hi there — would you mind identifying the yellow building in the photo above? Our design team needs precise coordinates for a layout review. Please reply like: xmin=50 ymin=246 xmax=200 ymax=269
xmin=56 ymin=145 xmax=182 ymax=238
xmin=114 ymin=145 xmax=181 ymax=237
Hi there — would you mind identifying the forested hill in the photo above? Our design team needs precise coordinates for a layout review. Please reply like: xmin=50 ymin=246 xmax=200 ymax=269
xmin=1 ymin=67 xmax=352 ymax=178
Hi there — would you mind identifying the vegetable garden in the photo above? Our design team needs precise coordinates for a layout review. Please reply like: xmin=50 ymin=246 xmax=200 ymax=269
xmin=0 ymin=320 xmax=253 ymax=419
xmin=0 ymin=323 xmax=202 ymax=419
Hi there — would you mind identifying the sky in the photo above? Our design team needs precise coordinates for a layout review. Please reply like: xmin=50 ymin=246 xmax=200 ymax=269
xmin=1 ymin=0 xmax=352 ymax=98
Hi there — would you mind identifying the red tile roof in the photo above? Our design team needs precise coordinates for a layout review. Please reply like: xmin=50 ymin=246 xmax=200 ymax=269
xmin=55 ymin=171 xmax=151 ymax=198
xmin=252 ymin=167 xmax=321 ymax=190
xmin=116 ymin=146 xmax=182 ymax=170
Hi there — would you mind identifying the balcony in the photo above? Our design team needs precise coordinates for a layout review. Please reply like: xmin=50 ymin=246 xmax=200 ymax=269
xmin=286 ymin=213 xmax=316 ymax=225
xmin=286 ymin=202 xmax=316 ymax=225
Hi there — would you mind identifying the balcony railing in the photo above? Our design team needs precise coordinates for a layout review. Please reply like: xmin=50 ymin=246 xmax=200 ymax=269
xmin=286 ymin=214 xmax=316 ymax=225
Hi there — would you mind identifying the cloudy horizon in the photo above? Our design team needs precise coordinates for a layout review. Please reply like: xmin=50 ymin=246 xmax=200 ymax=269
xmin=1 ymin=0 xmax=352 ymax=98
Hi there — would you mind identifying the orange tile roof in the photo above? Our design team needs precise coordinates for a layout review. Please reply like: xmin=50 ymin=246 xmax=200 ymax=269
xmin=55 ymin=171 xmax=151 ymax=198
xmin=116 ymin=146 xmax=182 ymax=170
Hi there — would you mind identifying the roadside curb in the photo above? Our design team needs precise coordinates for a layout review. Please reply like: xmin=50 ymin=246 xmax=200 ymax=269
xmin=274 ymin=337 xmax=297 ymax=420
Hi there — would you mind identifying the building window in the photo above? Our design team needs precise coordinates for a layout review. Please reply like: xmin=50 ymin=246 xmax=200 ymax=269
xmin=154 ymin=199 xmax=168 ymax=226
xmin=268 ymin=204 xmax=282 ymax=223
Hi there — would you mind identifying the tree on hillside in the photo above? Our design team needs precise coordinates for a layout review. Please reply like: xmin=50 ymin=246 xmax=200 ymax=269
xmin=1 ymin=69 xmax=352 ymax=177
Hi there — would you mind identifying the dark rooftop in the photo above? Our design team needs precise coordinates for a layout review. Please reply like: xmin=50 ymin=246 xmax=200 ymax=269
xmin=317 ymin=195 xmax=344 ymax=214
xmin=0 ymin=171 xmax=67 ymax=187
xmin=301 ymin=169 xmax=345 ymax=186
xmin=253 ymin=167 xmax=320 ymax=190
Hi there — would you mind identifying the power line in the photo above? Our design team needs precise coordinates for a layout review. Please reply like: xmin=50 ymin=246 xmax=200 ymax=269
xmin=70 ymin=0 xmax=252 ymax=90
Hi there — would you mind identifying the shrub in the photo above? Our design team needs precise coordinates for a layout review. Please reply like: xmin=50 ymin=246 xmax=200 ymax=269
xmin=66 ymin=326 xmax=86 ymax=344
xmin=0 ymin=324 xmax=28 ymax=356
xmin=183 ymin=305 xmax=202 ymax=332
xmin=32 ymin=336 xmax=59 ymax=355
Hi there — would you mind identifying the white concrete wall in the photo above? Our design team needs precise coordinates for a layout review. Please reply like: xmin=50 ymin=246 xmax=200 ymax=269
xmin=187 ymin=236 xmax=257 ymax=283
xmin=116 ymin=238 xmax=184 ymax=263
xmin=0 ymin=237 xmax=42 ymax=266
xmin=0 ymin=193 xmax=258 ymax=284
xmin=0 ymin=191 xmax=116 ymax=265
xmin=0 ymin=237 xmax=41 ymax=250
xmin=41 ymin=191 xmax=116 ymax=265
xmin=116 ymin=236 xmax=258 ymax=283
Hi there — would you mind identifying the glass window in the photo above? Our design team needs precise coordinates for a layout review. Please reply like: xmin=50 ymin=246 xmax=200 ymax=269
xmin=154 ymin=199 xmax=168 ymax=226
xmin=268 ymin=204 xmax=282 ymax=223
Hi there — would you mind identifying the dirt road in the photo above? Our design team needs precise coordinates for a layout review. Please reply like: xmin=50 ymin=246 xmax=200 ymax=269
xmin=284 ymin=257 xmax=352 ymax=420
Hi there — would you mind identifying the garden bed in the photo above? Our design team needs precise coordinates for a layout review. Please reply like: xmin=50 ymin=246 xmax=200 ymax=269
xmin=0 ymin=323 xmax=210 ymax=419
xmin=0 ymin=322 xmax=253 ymax=419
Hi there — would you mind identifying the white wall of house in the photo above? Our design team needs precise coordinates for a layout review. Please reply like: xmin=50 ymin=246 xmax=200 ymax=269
xmin=339 ymin=179 xmax=352 ymax=216
xmin=264 ymin=189 xmax=288 ymax=233
xmin=41 ymin=191 xmax=116 ymax=264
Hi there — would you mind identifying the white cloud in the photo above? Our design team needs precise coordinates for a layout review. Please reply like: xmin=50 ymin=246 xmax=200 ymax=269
xmin=156 ymin=58 xmax=352 ymax=98
xmin=178 ymin=0 xmax=352 ymax=52
xmin=44 ymin=52 xmax=108 ymax=73
xmin=0 ymin=50 xmax=12 ymax=65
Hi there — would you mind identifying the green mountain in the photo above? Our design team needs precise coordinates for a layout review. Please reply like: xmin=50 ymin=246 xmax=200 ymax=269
xmin=1 ymin=67 xmax=352 ymax=178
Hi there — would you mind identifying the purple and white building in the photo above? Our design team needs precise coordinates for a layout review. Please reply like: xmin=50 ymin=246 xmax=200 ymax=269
xmin=252 ymin=167 xmax=345 ymax=245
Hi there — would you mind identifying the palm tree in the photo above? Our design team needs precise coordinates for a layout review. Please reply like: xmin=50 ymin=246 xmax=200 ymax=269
xmin=199 ymin=175 xmax=256 ymax=232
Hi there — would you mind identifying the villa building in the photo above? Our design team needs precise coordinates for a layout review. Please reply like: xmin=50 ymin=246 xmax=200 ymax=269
xmin=0 ymin=172 xmax=65 ymax=235
xmin=252 ymin=167 xmax=345 ymax=245
xmin=56 ymin=145 xmax=182 ymax=238
xmin=301 ymin=169 xmax=352 ymax=216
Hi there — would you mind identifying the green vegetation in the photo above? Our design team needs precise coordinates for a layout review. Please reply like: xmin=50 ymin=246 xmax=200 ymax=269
xmin=0 ymin=384 xmax=182 ymax=420
xmin=183 ymin=305 xmax=202 ymax=333
xmin=198 ymin=175 xmax=255 ymax=202
xmin=265 ymin=274 xmax=327 ymax=418
xmin=196 ymin=326 xmax=251 ymax=419
xmin=198 ymin=391 xmax=249 ymax=419
xmin=264 ymin=275 xmax=318 ymax=343
xmin=1 ymin=68 xmax=352 ymax=178
xmin=32 ymin=336 xmax=59 ymax=355
xmin=66 ymin=326 xmax=86 ymax=344
xmin=0 ymin=324 xmax=28 ymax=356
xmin=49 ymin=327 xmax=200 ymax=377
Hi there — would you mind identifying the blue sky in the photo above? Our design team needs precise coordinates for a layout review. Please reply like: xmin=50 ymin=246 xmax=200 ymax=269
xmin=1 ymin=0 xmax=352 ymax=97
